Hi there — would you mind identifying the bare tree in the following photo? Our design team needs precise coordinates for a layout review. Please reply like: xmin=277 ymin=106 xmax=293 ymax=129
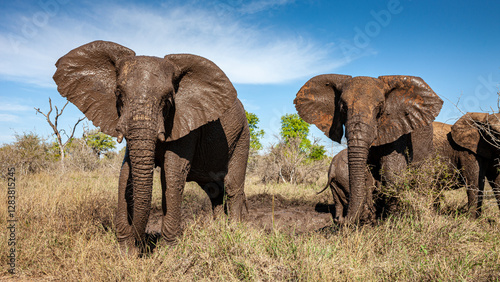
xmin=35 ymin=98 xmax=85 ymax=163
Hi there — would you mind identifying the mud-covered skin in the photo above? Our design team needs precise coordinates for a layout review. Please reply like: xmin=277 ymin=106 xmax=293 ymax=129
xmin=434 ymin=116 xmax=500 ymax=217
xmin=53 ymin=41 xmax=249 ymax=255
xmin=295 ymin=74 xmax=442 ymax=224
xmin=321 ymin=149 xmax=376 ymax=224
xmin=326 ymin=118 xmax=500 ymax=221
xmin=322 ymin=124 xmax=434 ymax=224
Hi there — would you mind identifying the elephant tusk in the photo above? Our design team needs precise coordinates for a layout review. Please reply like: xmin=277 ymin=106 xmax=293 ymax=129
xmin=117 ymin=133 xmax=123 ymax=143
xmin=158 ymin=132 xmax=166 ymax=142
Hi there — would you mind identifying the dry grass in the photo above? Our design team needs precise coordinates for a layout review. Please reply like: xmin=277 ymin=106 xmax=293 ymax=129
xmin=1 ymin=164 xmax=500 ymax=281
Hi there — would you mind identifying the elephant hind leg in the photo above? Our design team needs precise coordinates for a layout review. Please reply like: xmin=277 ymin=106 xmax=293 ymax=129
xmin=330 ymin=181 xmax=346 ymax=224
xmin=492 ymin=174 xmax=500 ymax=212
xmin=223 ymin=139 xmax=249 ymax=221
xmin=485 ymin=162 xmax=500 ymax=213
xmin=461 ymin=154 xmax=485 ymax=218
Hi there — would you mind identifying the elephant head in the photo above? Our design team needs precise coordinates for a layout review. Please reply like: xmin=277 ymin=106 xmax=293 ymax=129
xmin=451 ymin=112 xmax=500 ymax=158
xmin=53 ymin=40 xmax=237 ymax=244
xmin=294 ymin=75 xmax=442 ymax=223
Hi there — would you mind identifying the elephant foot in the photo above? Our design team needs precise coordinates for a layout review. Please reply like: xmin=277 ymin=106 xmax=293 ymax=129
xmin=226 ymin=194 xmax=247 ymax=221
xmin=118 ymin=239 xmax=140 ymax=258
xmin=334 ymin=215 xmax=345 ymax=225
xmin=212 ymin=204 xmax=226 ymax=220
xmin=161 ymin=234 xmax=179 ymax=246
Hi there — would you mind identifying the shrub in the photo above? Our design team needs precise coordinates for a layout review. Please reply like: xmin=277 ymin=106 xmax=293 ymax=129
xmin=376 ymin=155 xmax=463 ymax=219
xmin=0 ymin=132 xmax=54 ymax=178
xmin=65 ymin=138 xmax=101 ymax=171
xmin=258 ymin=137 xmax=329 ymax=185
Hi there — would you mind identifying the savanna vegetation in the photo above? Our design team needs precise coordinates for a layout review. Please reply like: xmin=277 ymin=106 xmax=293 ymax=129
xmin=1 ymin=109 xmax=500 ymax=281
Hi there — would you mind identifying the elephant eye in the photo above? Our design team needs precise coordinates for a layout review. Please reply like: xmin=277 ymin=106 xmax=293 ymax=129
xmin=375 ymin=102 xmax=384 ymax=119
xmin=115 ymin=86 xmax=122 ymax=97
xmin=116 ymin=98 xmax=124 ymax=117
xmin=339 ymin=100 xmax=347 ymax=113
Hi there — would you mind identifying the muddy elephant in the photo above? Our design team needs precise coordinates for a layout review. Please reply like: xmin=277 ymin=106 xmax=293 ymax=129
xmin=433 ymin=113 xmax=500 ymax=217
xmin=324 ymin=116 xmax=500 ymax=222
xmin=294 ymin=75 xmax=443 ymax=224
xmin=53 ymin=40 xmax=250 ymax=254
xmin=319 ymin=149 xmax=377 ymax=224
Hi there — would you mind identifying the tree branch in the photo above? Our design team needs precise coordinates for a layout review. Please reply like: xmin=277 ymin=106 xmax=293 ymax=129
xmin=35 ymin=97 xmax=85 ymax=162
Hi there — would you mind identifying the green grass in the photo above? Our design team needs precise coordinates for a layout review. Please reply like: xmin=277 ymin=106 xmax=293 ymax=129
xmin=1 ymin=168 xmax=500 ymax=281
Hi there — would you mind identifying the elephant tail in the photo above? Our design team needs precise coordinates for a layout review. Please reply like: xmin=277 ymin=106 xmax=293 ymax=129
xmin=317 ymin=182 xmax=330 ymax=195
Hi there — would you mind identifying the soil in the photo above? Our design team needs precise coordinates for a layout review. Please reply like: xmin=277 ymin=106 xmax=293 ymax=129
xmin=145 ymin=192 xmax=335 ymax=236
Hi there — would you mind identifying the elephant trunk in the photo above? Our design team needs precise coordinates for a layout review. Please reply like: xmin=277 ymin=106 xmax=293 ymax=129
xmin=345 ymin=120 xmax=374 ymax=224
xmin=127 ymin=128 xmax=156 ymax=247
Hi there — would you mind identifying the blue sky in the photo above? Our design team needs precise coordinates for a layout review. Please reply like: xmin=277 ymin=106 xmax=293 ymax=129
xmin=1 ymin=0 xmax=499 ymax=155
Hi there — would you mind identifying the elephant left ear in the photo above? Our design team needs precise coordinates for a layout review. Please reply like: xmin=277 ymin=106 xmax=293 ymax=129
xmin=164 ymin=54 xmax=237 ymax=141
xmin=451 ymin=112 xmax=489 ymax=155
xmin=374 ymin=76 xmax=443 ymax=146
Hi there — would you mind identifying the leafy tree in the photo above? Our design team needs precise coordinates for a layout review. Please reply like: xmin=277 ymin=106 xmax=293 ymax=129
xmin=308 ymin=143 xmax=327 ymax=160
xmin=280 ymin=113 xmax=327 ymax=160
xmin=48 ymin=137 xmax=74 ymax=160
xmin=246 ymin=111 xmax=265 ymax=151
xmin=280 ymin=113 xmax=311 ymax=150
xmin=83 ymin=129 xmax=116 ymax=158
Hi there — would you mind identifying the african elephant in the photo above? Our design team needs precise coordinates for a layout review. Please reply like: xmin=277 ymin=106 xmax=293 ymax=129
xmin=319 ymin=149 xmax=377 ymax=224
xmin=53 ymin=41 xmax=250 ymax=254
xmin=433 ymin=113 xmax=500 ymax=217
xmin=294 ymin=75 xmax=443 ymax=224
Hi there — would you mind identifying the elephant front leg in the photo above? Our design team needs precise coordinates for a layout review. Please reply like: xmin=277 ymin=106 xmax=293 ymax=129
xmin=379 ymin=149 xmax=408 ymax=186
xmin=116 ymin=151 xmax=138 ymax=255
xmin=161 ymin=152 xmax=191 ymax=244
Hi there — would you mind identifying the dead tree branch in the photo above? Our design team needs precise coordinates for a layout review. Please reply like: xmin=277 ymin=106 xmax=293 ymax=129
xmin=35 ymin=97 xmax=85 ymax=162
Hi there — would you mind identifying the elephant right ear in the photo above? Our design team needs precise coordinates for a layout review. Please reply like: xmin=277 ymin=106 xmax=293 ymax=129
xmin=294 ymin=74 xmax=352 ymax=143
xmin=53 ymin=40 xmax=136 ymax=137
xmin=451 ymin=112 xmax=489 ymax=155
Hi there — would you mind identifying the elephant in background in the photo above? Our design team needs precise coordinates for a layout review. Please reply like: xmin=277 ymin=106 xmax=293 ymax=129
xmin=294 ymin=74 xmax=443 ymax=224
xmin=324 ymin=116 xmax=500 ymax=222
xmin=319 ymin=149 xmax=377 ymax=224
xmin=53 ymin=41 xmax=250 ymax=254
xmin=433 ymin=113 xmax=500 ymax=217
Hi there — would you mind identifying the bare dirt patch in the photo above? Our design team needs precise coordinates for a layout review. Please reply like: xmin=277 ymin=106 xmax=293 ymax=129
xmin=146 ymin=192 xmax=334 ymax=236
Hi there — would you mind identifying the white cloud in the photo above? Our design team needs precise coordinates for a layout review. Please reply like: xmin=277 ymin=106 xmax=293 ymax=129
xmin=238 ymin=0 xmax=295 ymax=14
xmin=0 ymin=102 xmax=32 ymax=112
xmin=0 ymin=1 xmax=344 ymax=87
xmin=0 ymin=113 xmax=19 ymax=122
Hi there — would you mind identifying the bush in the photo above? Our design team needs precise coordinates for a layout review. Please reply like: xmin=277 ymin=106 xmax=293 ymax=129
xmin=65 ymin=138 xmax=101 ymax=171
xmin=0 ymin=132 xmax=54 ymax=178
xmin=376 ymin=155 xmax=463 ymax=219
xmin=258 ymin=137 xmax=329 ymax=185
xmin=0 ymin=132 xmax=124 ymax=178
